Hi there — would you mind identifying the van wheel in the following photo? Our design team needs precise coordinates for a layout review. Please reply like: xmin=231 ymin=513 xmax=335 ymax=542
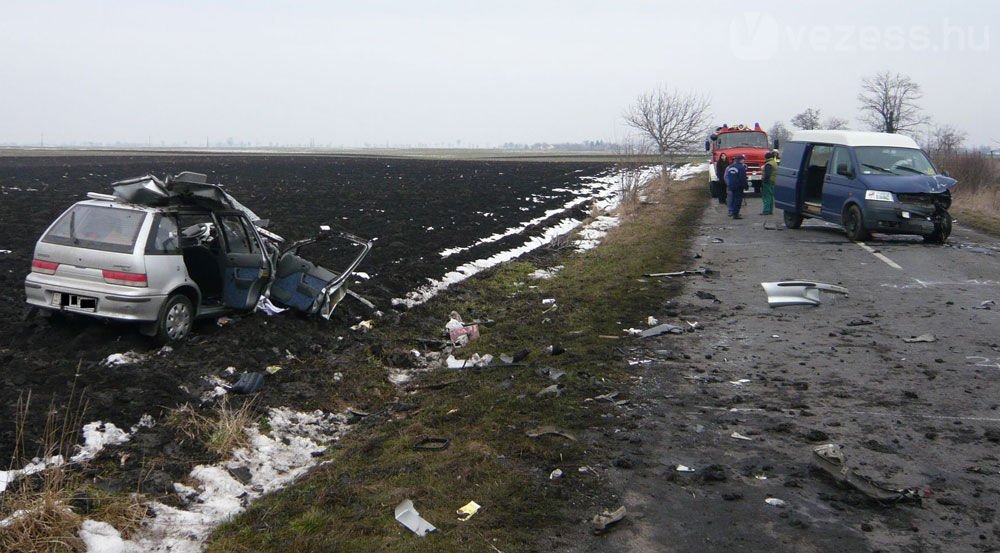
xmin=923 ymin=213 xmax=952 ymax=244
xmin=844 ymin=205 xmax=870 ymax=242
xmin=155 ymin=294 xmax=194 ymax=343
xmin=783 ymin=210 xmax=803 ymax=229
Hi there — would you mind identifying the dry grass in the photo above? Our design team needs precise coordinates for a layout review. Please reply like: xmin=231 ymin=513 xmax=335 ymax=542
xmin=941 ymin=152 xmax=1000 ymax=235
xmin=164 ymin=397 xmax=257 ymax=457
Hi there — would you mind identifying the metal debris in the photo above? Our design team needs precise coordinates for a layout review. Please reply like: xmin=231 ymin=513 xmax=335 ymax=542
xmin=764 ymin=497 xmax=786 ymax=508
xmin=812 ymin=443 xmax=923 ymax=504
xmin=903 ymin=333 xmax=937 ymax=343
xmin=395 ymin=499 xmax=437 ymax=537
xmin=640 ymin=323 xmax=685 ymax=338
xmin=643 ymin=267 xmax=711 ymax=278
xmin=761 ymin=281 xmax=849 ymax=307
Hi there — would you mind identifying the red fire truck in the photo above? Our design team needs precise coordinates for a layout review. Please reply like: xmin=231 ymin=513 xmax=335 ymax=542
xmin=706 ymin=123 xmax=772 ymax=196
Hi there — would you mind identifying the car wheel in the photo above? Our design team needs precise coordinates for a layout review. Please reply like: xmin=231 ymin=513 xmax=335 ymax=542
xmin=783 ymin=210 xmax=803 ymax=229
xmin=844 ymin=205 xmax=869 ymax=242
xmin=923 ymin=212 xmax=952 ymax=244
xmin=155 ymin=294 xmax=194 ymax=343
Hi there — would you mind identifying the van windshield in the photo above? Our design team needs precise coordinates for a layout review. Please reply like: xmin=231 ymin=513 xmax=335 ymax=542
xmin=855 ymin=147 xmax=936 ymax=176
xmin=717 ymin=131 xmax=769 ymax=149
xmin=42 ymin=205 xmax=145 ymax=253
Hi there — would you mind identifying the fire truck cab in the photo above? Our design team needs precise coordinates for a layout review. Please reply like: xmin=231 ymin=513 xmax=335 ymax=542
xmin=706 ymin=123 xmax=772 ymax=196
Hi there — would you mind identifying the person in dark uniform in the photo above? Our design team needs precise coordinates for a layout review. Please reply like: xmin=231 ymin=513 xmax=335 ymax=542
xmin=724 ymin=154 xmax=748 ymax=219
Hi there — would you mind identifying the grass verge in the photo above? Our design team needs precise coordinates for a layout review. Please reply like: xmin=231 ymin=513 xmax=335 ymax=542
xmin=205 ymin=175 xmax=707 ymax=552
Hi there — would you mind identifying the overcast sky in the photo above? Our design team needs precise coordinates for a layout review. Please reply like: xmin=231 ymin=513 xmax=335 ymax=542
xmin=2 ymin=0 xmax=996 ymax=148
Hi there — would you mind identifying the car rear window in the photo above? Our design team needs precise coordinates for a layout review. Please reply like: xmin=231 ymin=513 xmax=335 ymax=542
xmin=42 ymin=204 xmax=146 ymax=254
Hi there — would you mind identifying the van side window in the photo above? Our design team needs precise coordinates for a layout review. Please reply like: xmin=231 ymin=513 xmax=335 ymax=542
xmin=145 ymin=214 xmax=180 ymax=255
xmin=831 ymin=147 xmax=852 ymax=177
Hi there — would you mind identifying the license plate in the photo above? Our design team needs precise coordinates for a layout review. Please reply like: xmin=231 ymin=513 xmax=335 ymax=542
xmin=53 ymin=292 xmax=98 ymax=312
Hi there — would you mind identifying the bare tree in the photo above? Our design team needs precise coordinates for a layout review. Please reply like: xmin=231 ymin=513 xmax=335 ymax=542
xmin=769 ymin=121 xmax=791 ymax=145
xmin=927 ymin=125 xmax=967 ymax=157
xmin=791 ymin=108 xmax=822 ymax=130
xmin=623 ymin=86 xmax=711 ymax=167
xmin=857 ymin=71 xmax=930 ymax=134
xmin=615 ymin=138 xmax=652 ymax=215
xmin=823 ymin=117 xmax=850 ymax=130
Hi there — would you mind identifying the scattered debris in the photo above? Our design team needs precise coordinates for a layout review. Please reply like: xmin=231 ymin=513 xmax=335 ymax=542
xmin=675 ymin=465 xmax=696 ymax=473
xmin=975 ymin=300 xmax=995 ymax=310
xmin=545 ymin=344 xmax=565 ymax=355
xmin=549 ymin=468 xmax=564 ymax=480
xmin=265 ymin=365 xmax=282 ymax=375
xmin=640 ymin=323 xmax=685 ymax=338
xmin=695 ymin=290 xmax=721 ymax=303
xmin=711 ymin=237 xmax=724 ymax=243
xmin=229 ymin=372 xmax=265 ymax=394
xmin=446 ymin=353 xmax=493 ymax=369
xmin=395 ymin=499 xmax=437 ymax=537
xmin=647 ymin=315 xmax=658 ymax=326
xmin=765 ymin=497 xmax=786 ymax=508
xmin=216 ymin=316 xmax=233 ymax=327
xmin=903 ymin=333 xmax=937 ymax=343
xmin=445 ymin=311 xmax=480 ymax=346
xmin=591 ymin=391 xmax=619 ymax=402
xmin=526 ymin=426 xmax=577 ymax=441
xmin=255 ymin=296 xmax=287 ymax=316
xmin=457 ymin=501 xmax=481 ymax=521
xmin=730 ymin=432 xmax=753 ymax=441
xmin=101 ymin=351 xmax=147 ymax=367
xmin=350 ymin=320 xmax=374 ymax=332
xmin=730 ymin=379 xmax=751 ymax=386
xmin=761 ymin=281 xmax=849 ymax=307
xmin=542 ymin=298 xmax=557 ymax=305
xmin=643 ymin=268 xmax=711 ymax=278
xmin=536 ymin=367 xmax=566 ymax=381
xmin=812 ymin=444 xmax=923 ymax=504
xmin=591 ymin=505 xmax=627 ymax=534
xmin=847 ymin=319 xmax=873 ymax=326
xmin=413 ymin=436 xmax=450 ymax=451
xmin=536 ymin=383 xmax=565 ymax=398
xmin=685 ymin=320 xmax=705 ymax=330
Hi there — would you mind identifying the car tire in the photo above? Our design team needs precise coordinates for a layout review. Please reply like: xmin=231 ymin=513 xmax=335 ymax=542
xmin=923 ymin=212 xmax=952 ymax=244
xmin=783 ymin=210 xmax=803 ymax=229
xmin=844 ymin=204 xmax=869 ymax=242
xmin=155 ymin=294 xmax=194 ymax=343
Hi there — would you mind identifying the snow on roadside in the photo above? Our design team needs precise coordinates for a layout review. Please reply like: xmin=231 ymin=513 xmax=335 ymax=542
xmin=394 ymin=165 xmax=663 ymax=308
xmin=80 ymin=407 xmax=350 ymax=553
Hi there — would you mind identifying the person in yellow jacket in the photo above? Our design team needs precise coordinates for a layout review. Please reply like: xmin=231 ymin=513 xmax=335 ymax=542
xmin=761 ymin=150 xmax=779 ymax=215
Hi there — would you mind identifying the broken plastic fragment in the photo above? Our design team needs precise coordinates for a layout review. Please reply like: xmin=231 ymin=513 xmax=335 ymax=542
xmin=536 ymin=383 xmax=565 ymax=398
xmin=456 ymin=501 xmax=481 ymax=521
xmin=761 ymin=281 xmax=848 ymax=307
xmin=640 ymin=324 xmax=685 ymax=338
xmin=549 ymin=468 xmax=564 ymax=480
xmin=765 ymin=497 xmax=786 ymax=507
xmin=647 ymin=316 xmax=658 ymax=326
xmin=812 ymin=443 xmax=923 ymax=503
xmin=350 ymin=320 xmax=373 ymax=332
xmin=526 ymin=426 xmax=576 ymax=441
xmin=395 ymin=499 xmax=436 ymax=537
xmin=591 ymin=505 xmax=627 ymax=534
xmin=265 ymin=365 xmax=282 ymax=375
xmin=730 ymin=379 xmax=752 ymax=386
xmin=675 ymin=465 xmax=695 ymax=472
xmin=730 ymin=432 xmax=752 ymax=441
xmin=902 ymin=333 xmax=937 ymax=343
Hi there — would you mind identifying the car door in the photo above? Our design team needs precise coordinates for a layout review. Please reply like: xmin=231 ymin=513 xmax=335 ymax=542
xmin=821 ymin=146 xmax=860 ymax=221
xmin=216 ymin=212 xmax=269 ymax=310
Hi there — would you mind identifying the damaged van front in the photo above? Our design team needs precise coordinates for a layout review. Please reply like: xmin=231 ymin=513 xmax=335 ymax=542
xmin=775 ymin=131 xmax=956 ymax=243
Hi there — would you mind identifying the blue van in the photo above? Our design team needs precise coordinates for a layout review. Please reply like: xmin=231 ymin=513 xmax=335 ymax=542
xmin=774 ymin=131 xmax=956 ymax=243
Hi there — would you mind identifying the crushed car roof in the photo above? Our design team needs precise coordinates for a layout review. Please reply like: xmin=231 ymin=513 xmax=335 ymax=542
xmin=110 ymin=171 xmax=265 ymax=225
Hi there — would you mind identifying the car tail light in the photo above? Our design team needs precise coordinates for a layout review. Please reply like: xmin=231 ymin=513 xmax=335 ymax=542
xmin=31 ymin=259 xmax=60 ymax=275
xmin=103 ymin=270 xmax=148 ymax=287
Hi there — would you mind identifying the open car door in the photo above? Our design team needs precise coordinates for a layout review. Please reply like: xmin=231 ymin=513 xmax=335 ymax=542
xmin=217 ymin=213 xmax=271 ymax=310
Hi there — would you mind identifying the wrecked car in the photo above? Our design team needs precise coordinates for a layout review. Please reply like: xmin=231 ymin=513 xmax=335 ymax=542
xmin=25 ymin=172 xmax=371 ymax=341
xmin=775 ymin=130 xmax=956 ymax=243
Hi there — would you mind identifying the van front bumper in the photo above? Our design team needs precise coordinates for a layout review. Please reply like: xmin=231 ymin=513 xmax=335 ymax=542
xmin=25 ymin=274 xmax=166 ymax=322
xmin=862 ymin=202 xmax=939 ymax=235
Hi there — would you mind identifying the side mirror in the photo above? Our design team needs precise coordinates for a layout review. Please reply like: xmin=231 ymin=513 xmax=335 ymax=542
xmin=773 ymin=139 xmax=780 ymax=149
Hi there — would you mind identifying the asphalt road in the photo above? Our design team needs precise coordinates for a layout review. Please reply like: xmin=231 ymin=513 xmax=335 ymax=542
xmin=577 ymin=195 xmax=1000 ymax=552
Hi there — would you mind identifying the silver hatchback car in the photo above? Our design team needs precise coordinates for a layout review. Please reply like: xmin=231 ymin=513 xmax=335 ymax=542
xmin=25 ymin=172 xmax=371 ymax=342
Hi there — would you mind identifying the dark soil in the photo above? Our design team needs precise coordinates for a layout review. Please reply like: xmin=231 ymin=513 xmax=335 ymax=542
xmin=0 ymin=154 xmax=611 ymax=472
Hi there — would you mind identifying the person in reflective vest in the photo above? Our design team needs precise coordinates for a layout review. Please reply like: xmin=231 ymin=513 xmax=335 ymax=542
xmin=761 ymin=150 xmax=779 ymax=215
xmin=724 ymin=154 xmax=747 ymax=219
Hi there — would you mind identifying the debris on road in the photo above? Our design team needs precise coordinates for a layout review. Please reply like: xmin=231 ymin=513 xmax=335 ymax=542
xmin=395 ymin=499 xmax=437 ymax=537
xmin=591 ymin=505 xmax=627 ymax=534
xmin=761 ymin=281 xmax=849 ymax=307
xmin=445 ymin=311 xmax=480 ymax=346
xmin=545 ymin=344 xmax=565 ymax=355
xmin=765 ymin=497 xmax=786 ymax=508
xmin=903 ymin=333 xmax=937 ymax=343
xmin=457 ymin=500 xmax=481 ymax=521
xmin=975 ymin=300 xmax=995 ymax=310
xmin=536 ymin=383 xmax=565 ymax=398
xmin=812 ymin=444 xmax=923 ymax=504
xmin=730 ymin=379 xmax=752 ymax=386
xmin=695 ymin=290 xmax=721 ymax=303
xmin=526 ymin=426 xmax=577 ymax=441
xmin=847 ymin=319 xmax=873 ymax=326
xmin=265 ymin=365 xmax=282 ymax=375
xmin=446 ymin=353 xmax=493 ymax=369
xmin=730 ymin=431 xmax=753 ymax=441
xmin=647 ymin=315 xmax=658 ymax=326
xmin=536 ymin=367 xmax=566 ymax=381
xmin=640 ymin=323 xmax=685 ymax=338
xmin=643 ymin=268 xmax=711 ymax=278
xmin=549 ymin=468 xmax=564 ymax=480
xmin=675 ymin=464 xmax=696 ymax=473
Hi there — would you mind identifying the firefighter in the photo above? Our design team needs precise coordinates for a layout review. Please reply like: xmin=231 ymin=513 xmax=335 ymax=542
xmin=761 ymin=150 xmax=779 ymax=215
xmin=724 ymin=154 xmax=747 ymax=219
